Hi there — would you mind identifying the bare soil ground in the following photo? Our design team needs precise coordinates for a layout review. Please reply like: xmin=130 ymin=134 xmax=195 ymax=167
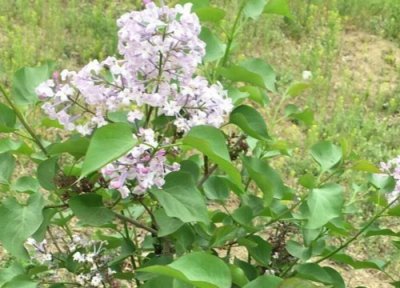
xmin=335 ymin=28 xmax=400 ymax=97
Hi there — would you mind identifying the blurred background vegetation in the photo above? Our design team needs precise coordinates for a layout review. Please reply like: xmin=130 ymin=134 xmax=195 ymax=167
xmin=0 ymin=0 xmax=399 ymax=284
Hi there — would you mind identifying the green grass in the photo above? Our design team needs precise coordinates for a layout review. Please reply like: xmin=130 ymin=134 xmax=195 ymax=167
xmin=0 ymin=0 xmax=141 ymax=82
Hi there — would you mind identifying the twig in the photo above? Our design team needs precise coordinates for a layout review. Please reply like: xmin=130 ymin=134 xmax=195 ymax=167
xmin=0 ymin=84 xmax=49 ymax=157
xmin=197 ymin=164 xmax=218 ymax=188
xmin=114 ymin=212 xmax=157 ymax=234
xmin=315 ymin=194 xmax=400 ymax=264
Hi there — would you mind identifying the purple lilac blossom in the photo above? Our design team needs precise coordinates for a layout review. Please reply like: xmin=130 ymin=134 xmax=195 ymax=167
xmin=35 ymin=2 xmax=232 ymax=196
xmin=379 ymin=156 xmax=400 ymax=204
xmin=101 ymin=128 xmax=180 ymax=197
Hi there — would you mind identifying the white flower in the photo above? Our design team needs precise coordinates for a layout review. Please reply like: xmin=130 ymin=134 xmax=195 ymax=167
xmin=73 ymin=251 xmax=86 ymax=263
xmin=127 ymin=110 xmax=144 ymax=122
xmin=26 ymin=237 xmax=37 ymax=246
xmin=43 ymin=253 xmax=52 ymax=262
xmin=91 ymin=273 xmax=103 ymax=287
xmin=85 ymin=252 xmax=96 ymax=263
xmin=302 ymin=70 xmax=313 ymax=80
xmin=264 ymin=269 xmax=275 ymax=275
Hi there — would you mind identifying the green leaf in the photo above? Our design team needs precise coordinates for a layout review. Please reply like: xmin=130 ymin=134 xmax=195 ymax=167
xmin=279 ymin=278 xmax=318 ymax=288
xmin=37 ymin=157 xmax=58 ymax=190
xmin=289 ymin=108 xmax=314 ymax=127
xmin=12 ymin=176 xmax=40 ymax=193
xmin=286 ymin=240 xmax=312 ymax=261
xmin=0 ymin=139 xmax=22 ymax=154
xmin=331 ymin=254 xmax=385 ymax=270
xmin=310 ymin=141 xmax=342 ymax=172
xmin=229 ymin=105 xmax=270 ymax=141
xmin=210 ymin=225 xmax=240 ymax=247
xmin=81 ymin=123 xmax=135 ymax=177
xmin=388 ymin=205 xmax=400 ymax=216
xmin=150 ymin=172 xmax=209 ymax=224
xmin=12 ymin=62 xmax=55 ymax=105
xmin=2 ymin=275 xmax=37 ymax=288
xmin=0 ymin=153 xmax=16 ymax=184
xmin=154 ymin=208 xmax=184 ymax=237
xmin=242 ymin=156 xmax=287 ymax=204
xmin=352 ymin=160 xmax=381 ymax=173
xmin=219 ymin=66 xmax=265 ymax=88
xmin=229 ymin=264 xmax=249 ymax=287
xmin=139 ymin=252 xmax=232 ymax=288
xmin=48 ymin=136 xmax=89 ymax=159
xmin=295 ymin=264 xmax=345 ymax=288
xmin=0 ymin=139 xmax=32 ymax=155
xmin=244 ymin=0 xmax=268 ymax=20
xmin=200 ymin=28 xmax=226 ymax=62
xmin=0 ymin=192 xmax=45 ymax=259
xmin=239 ymin=86 xmax=269 ymax=106
xmin=183 ymin=125 xmax=242 ymax=188
xmin=69 ymin=194 xmax=114 ymax=226
xmin=228 ymin=88 xmax=249 ymax=105
xmin=196 ymin=7 xmax=226 ymax=23
xmin=243 ymin=235 xmax=272 ymax=266
xmin=365 ymin=227 xmax=400 ymax=237
xmin=180 ymin=159 xmax=201 ymax=182
xmin=179 ymin=0 xmax=209 ymax=10
xmin=369 ymin=174 xmax=395 ymax=193
xmin=305 ymin=184 xmax=344 ymax=229
xmin=203 ymin=175 xmax=230 ymax=201
xmin=264 ymin=0 xmax=292 ymax=18
xmin=0 ymin=103 xmax=16 ymax=132
xmin=243 ymin=275 xmax=282 ymax=288
xmin=0 ymin=263 xmax=25 ymax=286
xmin=286 ymin=82 xmax=310 ymax=97
xmin=234 ymin=258 xmax=258 ymax=281
xmin=240 ymin=58 xmax=276 ymax=92
xmin=32 ymin=208 xmax=57 ymax=241
xmin=299 ymin=174 xmax=316 ymax=189
xmin=232 ymin=205 xmax=254 ymax=228
xmin=143 ymin=276 xmax=174 ymax=288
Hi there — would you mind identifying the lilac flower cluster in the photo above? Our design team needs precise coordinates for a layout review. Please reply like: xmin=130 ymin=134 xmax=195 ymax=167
xmin=36 ymin=2 xmax=232 ymax=135
xmin=102 ymin=128 xmax=180 ymax=197
xmin=36 ymin=2 xmax=232 ymax=197
xmin=37 ymin=57 xmax=131 ymax=135
xmin=26 ymin=235 xmax=118 ymax=287
xmin=380 ymin=156 xmax=400 ymax=204
xmin=26 ymin=238 xmax=52 ymax=264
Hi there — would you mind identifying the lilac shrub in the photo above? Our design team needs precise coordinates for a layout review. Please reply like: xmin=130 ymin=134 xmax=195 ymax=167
xmin=0 ymin=1 xmax=400 ymax=288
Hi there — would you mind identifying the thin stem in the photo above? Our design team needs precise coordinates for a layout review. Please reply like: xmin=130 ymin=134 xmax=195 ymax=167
xmin=47 ymin=227 xmax=63 ymax=255
xmin=265 ymin=197 xmax=306 ymax=227
xmin=315 ymin=195 xmax=400 ymax=264
xmin=41 ymin=281 xmax=81 ymax=287
xmin=244 ymin=178 xmax=252 ymax=191
xmin=12 ymin=131 xmax=35 ymax=142
xmin=280 ymin=259 xmax=299 ymax=277
xmin=138 ymin=197 xmax=158 ymax=229
xmin=0 ymin=84 xmax=49 ymax=157
xmin=114 ymin=212 xmax=157 ymax=234
xmin=58 ymin=211 xmax=73 ymax=240
xmin=221 ymin=1 xmax=246 ymax=67
xmin=121 ymin=211 xmax=142 ymax=287
xmin=204 ymin=155 xmax=209 ymax=175
xmin=44 ymin=203 xmax=68 ymax=210
xmin=197 ymin=164 xmax=218 ymax=188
